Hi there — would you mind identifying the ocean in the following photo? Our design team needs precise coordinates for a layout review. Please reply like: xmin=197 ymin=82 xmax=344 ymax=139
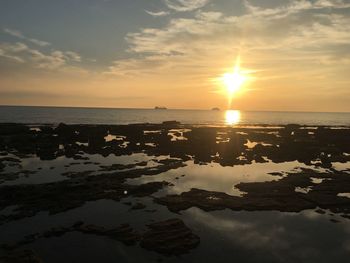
xmin=0 ymin=105 xmax=349 ymax=126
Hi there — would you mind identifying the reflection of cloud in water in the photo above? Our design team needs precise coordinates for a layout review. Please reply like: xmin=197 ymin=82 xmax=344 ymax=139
xmin=311 ymin=177 xmax=326 ymax=184
xmin=168 ymin=129 xmax=191 ymax=141
xmin=185 ymin=208 xmax=290 ymax=251
xmin=3 ymin=153 xmax=170 ymax=186
xmin=128 ymin=160 xmax=320 ymax=196
xmin=338 ymin=193 xmax=350 ymax=198
xmin=245 ymin=140 xmax=273 ymax=149
xmin=332 ymin=162 xmax=350 ymax=173
xmin=104 ymin=134 xmax=127 ymax=142
xmin=182 ymin=208 xmax=350 ymax=262
xmin=295 ymin=186 xmax=313 ymax=194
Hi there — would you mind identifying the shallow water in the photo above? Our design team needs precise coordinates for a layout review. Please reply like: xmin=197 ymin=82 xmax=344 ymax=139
xmin=1 ymin=199 xmax=350 ymax=263
xmin=127 ymin=160 xmax=328 ymax=196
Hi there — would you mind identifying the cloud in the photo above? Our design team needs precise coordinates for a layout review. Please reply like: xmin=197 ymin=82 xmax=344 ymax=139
xmin=1 ymin=27 xmax=85 ymax=74
xmin=145 ymin=10 xmax=170 ymax=17
xmin=0 ymin=41 xmax=82 ymax=70
xmin=102 ymin=0 xmax=350 ymax=110
xmin=3 ymin=28 xmax=22 ymax=38
xmin=164 ymin=0 xmax=210 ymax=12
xmin=4 ymin=28 xmax=51 ymax=47
xmin=0 ymin=42 xmax=28 ymax=63
xmin=243 ymin=0 xmax=350 ymax=19
xmin=120 ymin=0 xmax=350 ymax=66
xmin=65 ymin=51 xmax=81 ymax=62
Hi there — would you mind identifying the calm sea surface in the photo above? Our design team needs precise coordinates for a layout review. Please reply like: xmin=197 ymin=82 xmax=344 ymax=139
xmin=0 ymin=106 xmax=349 ymax=126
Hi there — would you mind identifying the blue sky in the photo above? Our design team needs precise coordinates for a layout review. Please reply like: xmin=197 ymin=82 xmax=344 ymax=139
xmin=1 ymin=0 xmax=350 ymax=111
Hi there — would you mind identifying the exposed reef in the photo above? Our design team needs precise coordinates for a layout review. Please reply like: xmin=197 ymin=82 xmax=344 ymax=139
xmin=1 ymin=123 xmax=350 ymax=221
xmin=0 ymin=123 xmax=349 ymax=166
xmin=155 ymin=168 xmax=350 ymax=215
xmin=0 ymin=122 xmax=350 ymax=260
xmin=1 ymin=219 xmax=199 ymax=257
xmin=140 ymin=218 xmax=200 ymax=255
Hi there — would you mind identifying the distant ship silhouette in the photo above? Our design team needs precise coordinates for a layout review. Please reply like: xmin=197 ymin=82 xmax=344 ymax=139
xmin=154 ymin=106 xmax=167 ymax=110
xmin=211 ymin=107 xmax=220 ymax=111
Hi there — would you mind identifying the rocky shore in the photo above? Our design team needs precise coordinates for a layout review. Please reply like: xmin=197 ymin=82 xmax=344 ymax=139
xmin=0 ymin=122 xmax=349 ymax=262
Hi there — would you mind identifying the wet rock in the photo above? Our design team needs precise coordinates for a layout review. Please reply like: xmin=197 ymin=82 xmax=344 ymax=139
xmin=72 ymin=220 xmax=84 ymax=228
xmin=99 ymin=161 xmax=148 ymax=171
xmin=0 ymin=170 xmax=173 ymax=224
xmin=341 ymin=214 xmax=350 ymax=220
xmin=1 ymin=123 xmax=350 ymax=223
xmin=0 ymin=124 xmax=30 ymax=136
xmin=162 ymin=121 xmax=180 ymax=125
xmin=0 ymin=157 xmax=21 ymax=163
xmin=77 ymin=224 xmax=107 ymax=234
xmin=2 ymin=123 xmax=349 ymax=167
xmin=2 ymin=221 xmax=140 ymax=250
xmin=130 ymin=203 xmax=146 ymax=210
xmin=36 ymin=134 xmax=59 ymax=160
xmin=61 ymin=170 xmax=93 ymax=178
xmin=315 ymin=208 xmax=326 ymax=214
xmin=268 ymin=172 xmax=283 ymax=176
xmin=0 ymin=249 xmax=43 ymax=263
xmin=128 ymin=181 xmax=170 ymax=197
xmin=72 ymin=155 xmax=89 ymax=160
xmin=140 ymin=218 xmax=200 ymax=255
xmin=145 ymin=209 xmax=157 ymax=213
xmin=155 ymin=169 xmax=350 ymax=215
xmin=0 ymin=170 xmax=36 ymax=183
xmin=107 ymin=223 xmax=139 ymax=245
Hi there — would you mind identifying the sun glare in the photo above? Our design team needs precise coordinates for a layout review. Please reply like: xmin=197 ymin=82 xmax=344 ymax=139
xmin=215 ymin=56 xmax=251 ymax=109
xmin=221 ymin=57 xmax=247 ymax=97
xmin=222 ymin=70 xmax=245 ymax=95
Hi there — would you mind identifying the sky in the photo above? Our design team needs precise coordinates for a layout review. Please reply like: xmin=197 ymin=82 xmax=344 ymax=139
xmin=0 ymin=0 xmax=350 ymax=112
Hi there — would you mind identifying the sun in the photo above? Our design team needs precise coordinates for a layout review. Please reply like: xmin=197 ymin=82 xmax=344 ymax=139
xmin=213 ymin=56 xmax=252 ymax=109
xmin=222 ymin=70 xmax=246 ymax=95
xmin=221 ymin=57 xmax=247 ymax=96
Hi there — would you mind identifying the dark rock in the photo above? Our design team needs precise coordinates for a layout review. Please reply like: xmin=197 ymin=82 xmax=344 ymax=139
xmin=107 ymin=223 xmax=139 ymax=245
xmin=315 ymin=208 xmax=326 ymax=214
xmin=145 ymin=209 xmax=157 ymax=213
xmin=0 ymin=249 xmax=43 ymax=263
xmin=128 ymin=181 xmax=170 ymax=197
xmin=155 ymin=169 xmax=350 ymax=215
xmin=130 ymin=203 xmax=146 ymax=210
xmin=140 ymin=218 xmax=200 ymax=255
xmin=3 ymin=222 xmax=140 ymax=250
xmin=162 ymin=121 xmax=180 ymax=125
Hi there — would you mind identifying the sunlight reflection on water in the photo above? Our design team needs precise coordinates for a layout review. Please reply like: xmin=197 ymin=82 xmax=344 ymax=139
xmin=225 ymin=110 xmax=241 ymax=125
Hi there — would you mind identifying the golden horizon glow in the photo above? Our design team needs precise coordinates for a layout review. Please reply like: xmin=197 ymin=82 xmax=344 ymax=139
xmin=225 ymin=110 xmax=241 ymax=125
xmin=1 ymin=1 xmax=350 ymax=113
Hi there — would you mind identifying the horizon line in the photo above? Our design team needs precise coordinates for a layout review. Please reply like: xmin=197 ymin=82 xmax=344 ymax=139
xmin=0 ymin=104 xmax=349 ymax=114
